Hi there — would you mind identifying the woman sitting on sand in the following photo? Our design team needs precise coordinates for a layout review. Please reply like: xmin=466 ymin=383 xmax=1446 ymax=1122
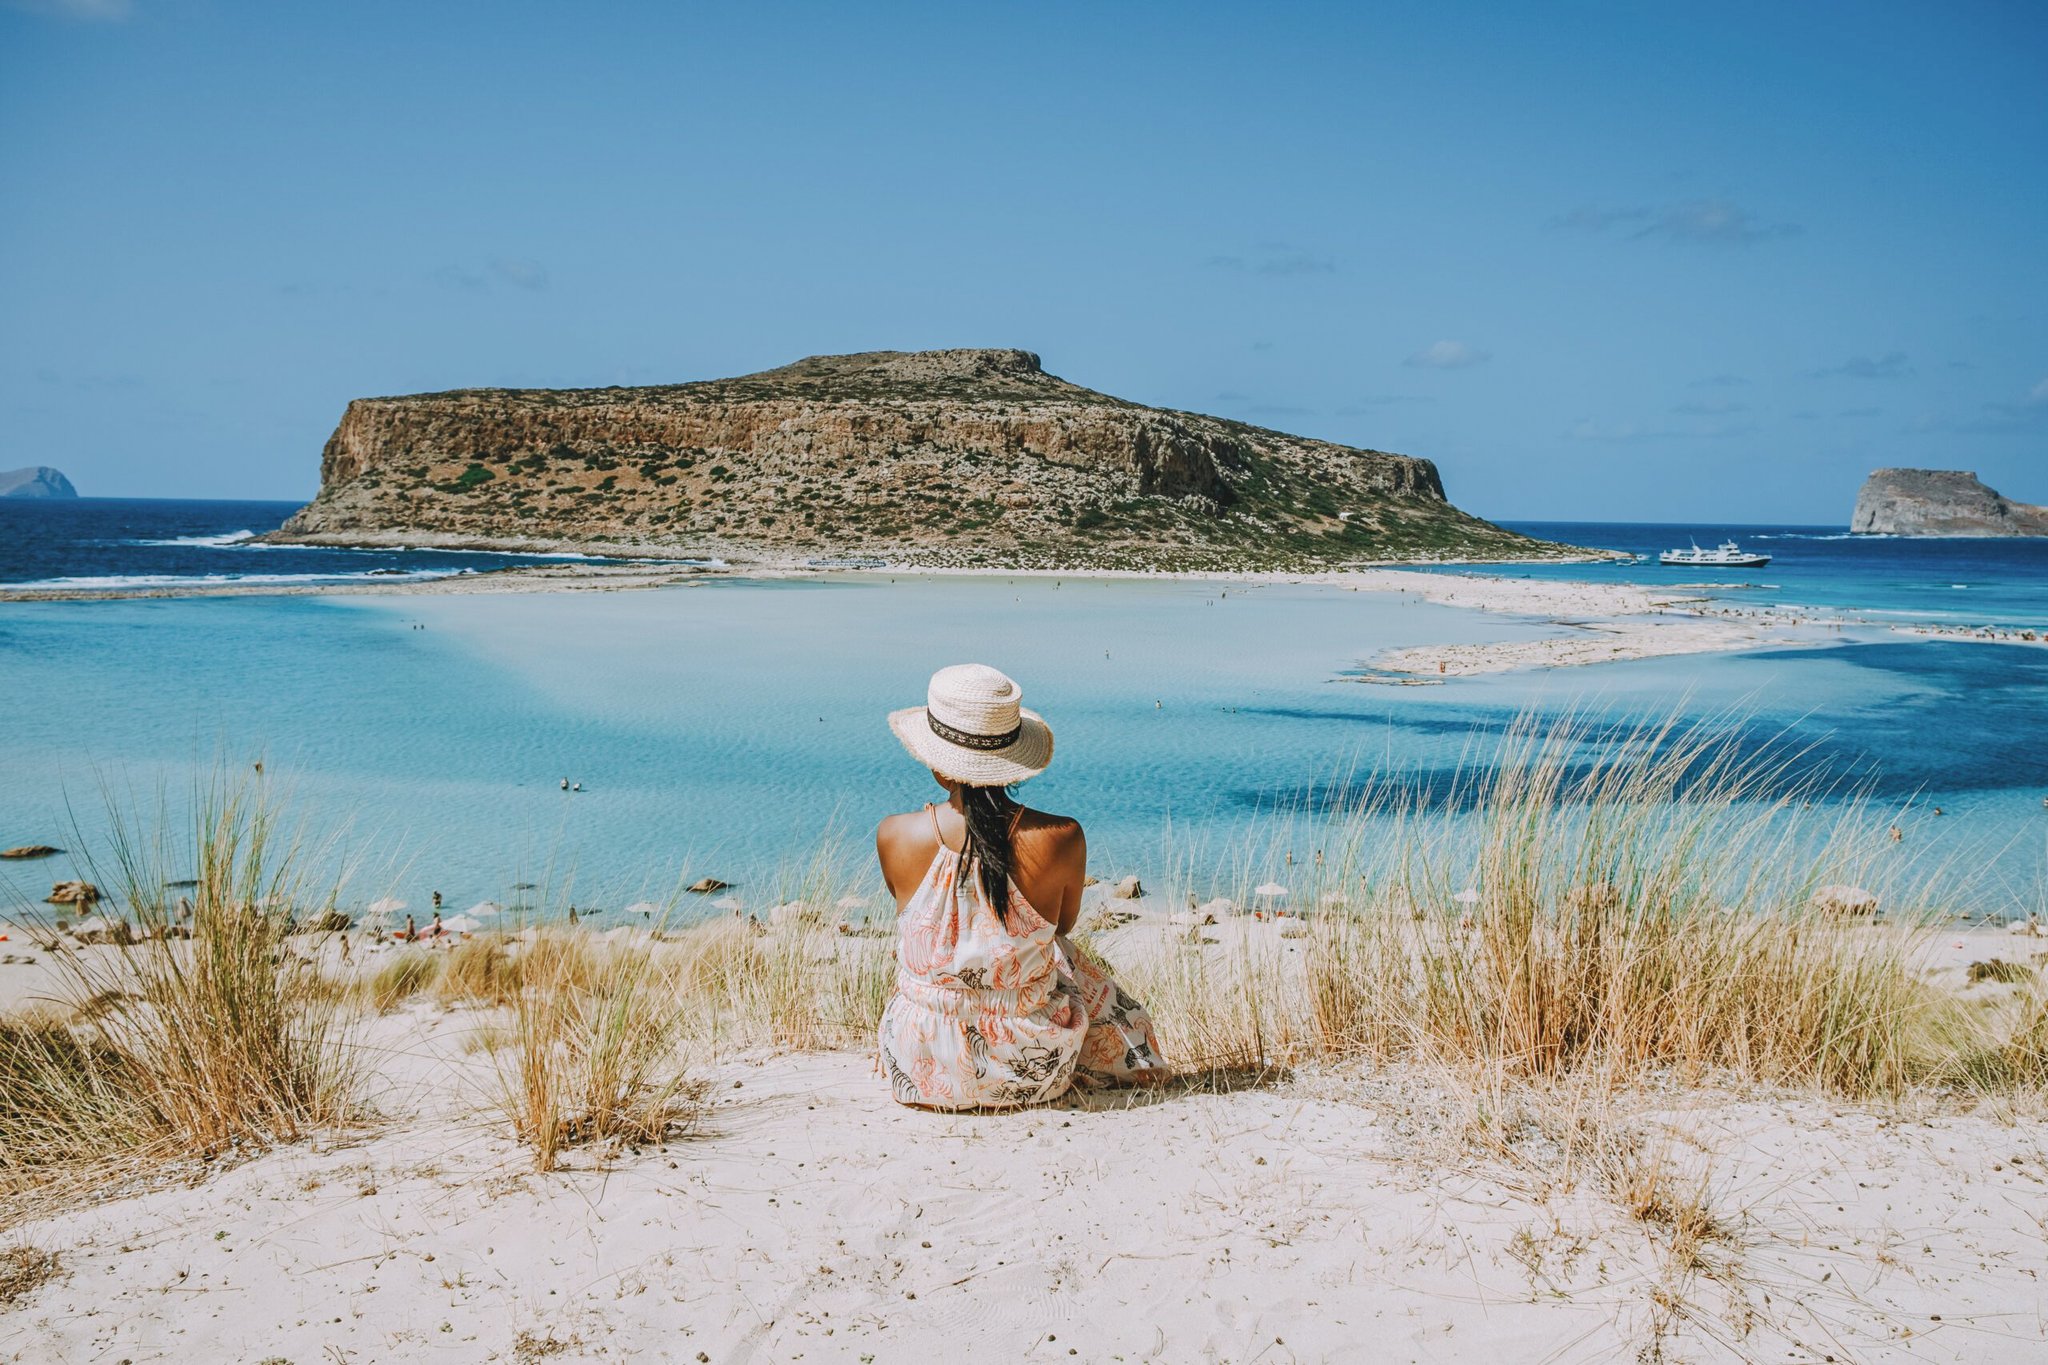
xmin=876 ymin=663 xmax=1168 ymax=1109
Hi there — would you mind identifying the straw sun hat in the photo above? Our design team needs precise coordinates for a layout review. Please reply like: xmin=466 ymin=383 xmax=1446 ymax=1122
xmin=888 ymin=663 xmax=1053 ymax=787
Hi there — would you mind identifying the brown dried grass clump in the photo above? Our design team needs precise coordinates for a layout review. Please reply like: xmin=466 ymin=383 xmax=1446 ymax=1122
xmin=1119 ymin=711 xmax=1990 ymax=1101
xmin=434 ymin=936 xmax=520 ymax=1007
xmin=0 ymin=776 xmax=360 ymax=1194
xmin=0 ymin=1242 xmax=63 ymax=1308
xmin=498 ymin=929 xmax=698 ymax=1171
xmin=366 ymin=951 xmax=442 ymax=1011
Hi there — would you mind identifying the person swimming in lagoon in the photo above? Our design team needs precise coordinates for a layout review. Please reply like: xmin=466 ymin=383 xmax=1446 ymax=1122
xmin=875 ymin=663 xmax=1168 ymax=1110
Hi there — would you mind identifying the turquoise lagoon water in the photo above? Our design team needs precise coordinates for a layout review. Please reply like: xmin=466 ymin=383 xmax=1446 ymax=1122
xmin=2 ymin=503 xmax=2046 ymax=919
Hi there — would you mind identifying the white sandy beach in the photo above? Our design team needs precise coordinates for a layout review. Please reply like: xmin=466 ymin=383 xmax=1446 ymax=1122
xmin=5 ymin=911 xmax=2047 ymax=1363
xmin=5 ymin=1018 xmax=2045 ymax=1364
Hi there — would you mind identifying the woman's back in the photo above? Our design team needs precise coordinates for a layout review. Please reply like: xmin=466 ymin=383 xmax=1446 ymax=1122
xmin=873 ymin=662 xmax=1168 ymax=1109
xmin=875 ymin=801 xmax=1086 ymax=933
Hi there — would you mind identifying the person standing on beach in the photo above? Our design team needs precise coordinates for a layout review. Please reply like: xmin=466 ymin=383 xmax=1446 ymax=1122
xmin=875 ymin=663 xmax=1168 ymax=1110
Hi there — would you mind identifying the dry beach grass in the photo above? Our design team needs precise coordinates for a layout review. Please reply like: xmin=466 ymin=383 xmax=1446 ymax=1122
xmin=3 ymin=720 xmax=2046 ymax=1359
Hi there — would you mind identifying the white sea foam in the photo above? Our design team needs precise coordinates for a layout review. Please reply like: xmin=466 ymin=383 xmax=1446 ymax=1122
xmin=18 ymin=569 xmax=472 ymax=590
xmin=134 ymin=529 xmax=259 ymax=547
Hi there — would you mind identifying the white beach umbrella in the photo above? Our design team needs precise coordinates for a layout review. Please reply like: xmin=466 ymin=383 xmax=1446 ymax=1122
xmin=466 ymin=901 xmax=504 ymax=918
xmin=1453 ymin=888 xmax=1482 ymax=906
xmin=1253 ymin=882 xmax=1289 ymax=899
xmin=623 ymin=900 xmax=662 ymax=916
xmin=438 ymin=915 xmax=479 ymax=934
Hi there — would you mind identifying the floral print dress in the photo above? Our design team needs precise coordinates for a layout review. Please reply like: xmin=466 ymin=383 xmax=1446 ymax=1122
xmin=878 ymin=826 xmax=1168 ymax=1110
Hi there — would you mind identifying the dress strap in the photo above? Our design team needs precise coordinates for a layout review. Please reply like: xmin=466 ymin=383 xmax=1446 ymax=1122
xmin=926 ymin=802 xmax=952 ymax=851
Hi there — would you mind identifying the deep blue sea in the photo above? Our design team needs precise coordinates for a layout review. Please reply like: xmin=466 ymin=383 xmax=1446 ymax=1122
xmin=1494 ymin=520 xmax=2048 ymax=629
xmin=0 ymin=497 xmax=642 ymax=589
xmin=3 ymin=499 xmax=2045 ymax=921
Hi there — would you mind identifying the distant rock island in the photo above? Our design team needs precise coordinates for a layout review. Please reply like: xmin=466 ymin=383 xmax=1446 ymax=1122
xmin=0 ymin=466 xmax=78 ymax=499
xmin=1851 ymin=468 xmax=2048 ymax=537
xmin=273 ymin=349 xmax=1575 ymax=570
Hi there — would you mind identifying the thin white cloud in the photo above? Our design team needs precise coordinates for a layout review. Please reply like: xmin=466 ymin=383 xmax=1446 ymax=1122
xmin=1202 ymin=243 xmax=1336 ymax=276
xmin=1554 ymin=198 xmax=1799 ymax=245
xmin=490 ymin=258 xmax=549 ymax=290
xmin=1567 ymin=418 xmax=1756 ymax=441
xmin=1550 ymin=206 xmax=1649 ymax=232
xmin=1335 ymin=396 xmax=1432 ymax=414
xmin=1404 ymin=340 xmax=1490 ymax=370
xmin=1811 ymin=351 xmax=1913 ymax=380
xmin=434 ymin=259 xmax=550 ymax=292
xmin=6 ymin=0 xmax=131 ymax=19
xmin=1910 ymin=377 xmax=2048 ymax=433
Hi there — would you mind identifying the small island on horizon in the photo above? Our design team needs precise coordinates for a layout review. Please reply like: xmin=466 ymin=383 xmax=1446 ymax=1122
xmin=1852 ymin=467 xmax=2048 ymax=538
xmin=0 ymin=465 xmax=78 ymax=499
xmin=268 ymin=348 xmax=1587 ymax=570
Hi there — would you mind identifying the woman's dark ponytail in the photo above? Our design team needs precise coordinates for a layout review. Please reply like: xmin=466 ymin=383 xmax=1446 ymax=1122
xmin=959 ymin=784 xmax=1019 ymax=925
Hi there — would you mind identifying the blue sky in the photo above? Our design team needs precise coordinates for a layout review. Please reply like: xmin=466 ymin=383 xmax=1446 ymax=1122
xmin=2 ymin=0 xmax=2042 ymax=521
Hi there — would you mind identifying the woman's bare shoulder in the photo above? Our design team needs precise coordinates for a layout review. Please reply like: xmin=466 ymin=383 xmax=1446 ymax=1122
xmin=1016 ymin=806 xmax=1085 ymax=852
xmin=875 ymin=808 xmax=932 ymax=846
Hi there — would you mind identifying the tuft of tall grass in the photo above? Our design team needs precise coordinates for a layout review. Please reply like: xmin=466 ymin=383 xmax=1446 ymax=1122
xmin=656 ymin=844 xmax=895 ymax=1054
xmin=434 ymin=936 xmax=520 ymax=1007
xmin=366 ymin=951 xmax=443 ymax=1011
xmin=0 ymin=775 xmax=360 ymax=1190
xmin=1121 ymin=711 xmax=1994 ymax=1100
xmin=497 ymin=929 xmax=698 ymax=1170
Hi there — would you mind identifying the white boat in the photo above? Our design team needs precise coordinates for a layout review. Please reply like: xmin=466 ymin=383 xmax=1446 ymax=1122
xmin=1658 ymin=539 xmax=1771 ymax=568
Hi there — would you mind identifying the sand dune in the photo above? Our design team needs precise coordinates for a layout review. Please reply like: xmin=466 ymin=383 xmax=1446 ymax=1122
xmin=5 ymin=998 xmax=2045 ymax=1363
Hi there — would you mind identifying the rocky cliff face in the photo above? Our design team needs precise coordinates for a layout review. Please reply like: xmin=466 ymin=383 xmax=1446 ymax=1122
xmin=275 ymin=349 xmax=1563 ymax=569
xmin=0 ymin=466 xmax=78 ymax=499
xmin=1851 ymin=468 xmax=2048 ymax=537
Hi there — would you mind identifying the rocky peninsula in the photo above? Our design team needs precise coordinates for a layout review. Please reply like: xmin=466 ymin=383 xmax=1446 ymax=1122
xmin=1851 ymin=467 xmax=2048 ymax=537
xmin=0 ymin=465 xmax=78 ymax=498
xmin=271 ymin=349 xmax=1574 ymax=570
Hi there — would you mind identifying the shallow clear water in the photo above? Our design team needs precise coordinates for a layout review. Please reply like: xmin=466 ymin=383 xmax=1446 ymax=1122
xmin=2 ymin=501 xmax=2044 ymax=920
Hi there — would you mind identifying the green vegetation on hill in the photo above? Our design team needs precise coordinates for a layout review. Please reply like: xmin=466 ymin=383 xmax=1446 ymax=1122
xmin=277 ymin=349 xmax=1586 ymax=569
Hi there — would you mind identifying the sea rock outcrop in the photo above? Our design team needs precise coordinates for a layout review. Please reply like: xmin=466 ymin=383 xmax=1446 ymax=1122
xmin=1851 ymin=468 xmax=2048 ymax=537
xmin=0 ymin=466 xmax=78 ymax=499
xmin=271 ymin=349 xmax=1566 ymax=569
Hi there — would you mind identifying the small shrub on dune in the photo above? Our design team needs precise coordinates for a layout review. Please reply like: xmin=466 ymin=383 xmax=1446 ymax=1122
xmin=516 ymin=929 xmax=601 ymax=996
xmin=499 ymin=930 xmax=697 ymax=1171
xmin=0 ymin=1242 xmax=63 ymax=1308
xmin=666 ymin=917 xmax=768 ymax=1011
xmin=367 ymin=952 xmax=443 ymax=1011
xmin=2 ymin=776 xmax=360 ymax=1187
xmin=434 ymin=936 xmax=520 ymax=1007
xmin=1952 ymin=989 xmax=2048 ymax=1094
xmin=0 ymin=1015 xmax=152 ymax=1176
xmin=1145 ymin=711 xmax=1992 ymax=1101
